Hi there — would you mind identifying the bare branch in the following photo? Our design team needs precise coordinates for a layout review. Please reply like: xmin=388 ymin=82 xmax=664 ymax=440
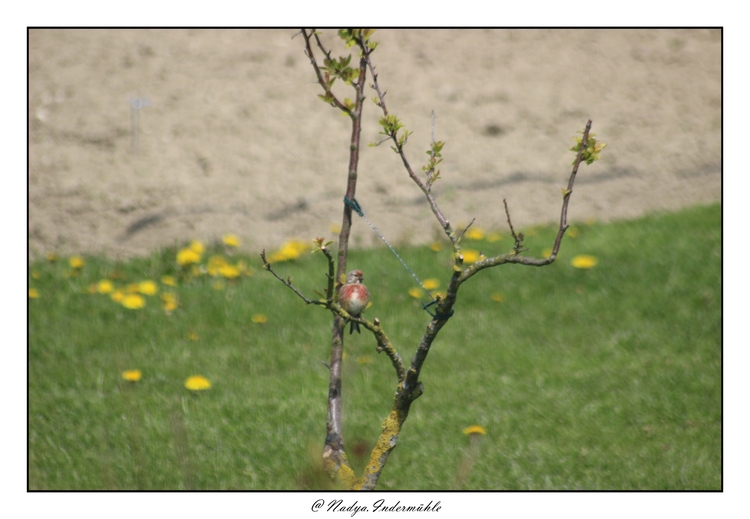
xmin=313 ymin=31 xmax=333 ymax=62
xmin=550 ymin=119 xmax=593 ymax=258
xmin=371 ymin=317 xmax=406 ymax=381
xmin=260 ymin=249 xmax=326 ymax=306
xmin=503 ymin=199 xmax=526 ymax=255
xmin=503 ymin=199 xmax=519 ymax=242
xmin=457 ymin=218 xmax=476 ymax=243
xmin=456 ymin=119 xmax=595 ymax=284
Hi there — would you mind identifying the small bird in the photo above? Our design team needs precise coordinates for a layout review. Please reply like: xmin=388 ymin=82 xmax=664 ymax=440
xmin=339 ymin=269 xmax=370 ymax=334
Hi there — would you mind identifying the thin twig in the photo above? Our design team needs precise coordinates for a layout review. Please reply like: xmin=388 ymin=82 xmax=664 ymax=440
xmin=550 ymin=119 xmax=592 ymax=257
xmin=430 ymin=110 xmax=435 ymax=145
xmin=457 ymin=218 xmax=476 ymax=242
xmin=503 ymin=199 xmax=526 ymax=254
xmin=365 ymin=55 xmax=457 ymax=246
xmin=313 ymin=31 xmax=333 ymax=62
xmin=260 ymin=250 xmax=324 ymax=306
xmin=503 ymin=199 xmax=518 ymax=242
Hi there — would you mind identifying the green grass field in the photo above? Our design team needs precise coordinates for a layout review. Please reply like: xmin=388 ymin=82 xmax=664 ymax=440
xmin=28 ymin=203 xmax=721 ymax=490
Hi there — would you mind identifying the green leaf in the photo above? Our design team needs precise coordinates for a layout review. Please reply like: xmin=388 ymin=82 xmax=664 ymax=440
xmin=378 ymin=114 xmax=403 ymax=134
xmin=337 ymin=30 xmax=358 ymax=48
xmin=570 ymin=132 xmax=607 ymax=165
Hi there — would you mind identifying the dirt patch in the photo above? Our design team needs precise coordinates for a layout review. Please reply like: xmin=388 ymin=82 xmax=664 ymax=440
xmin=28 ymin=29 xmax=721 ymax=259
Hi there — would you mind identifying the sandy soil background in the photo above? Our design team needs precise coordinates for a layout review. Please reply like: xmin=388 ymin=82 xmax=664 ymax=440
xmin=28 ymin=29 xmax=721 ymax=259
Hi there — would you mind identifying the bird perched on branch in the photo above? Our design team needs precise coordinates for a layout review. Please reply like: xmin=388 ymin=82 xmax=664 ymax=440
xmin=339 ymin=269 xmax=370 ymax=334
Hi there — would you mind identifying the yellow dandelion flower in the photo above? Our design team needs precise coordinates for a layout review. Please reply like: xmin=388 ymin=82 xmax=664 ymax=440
xmin=219 ymin=264 xmax=241 ymax=279
xmin=571 ymin=254 xmax=598 ymax=269
xmin=271 ymin=239 xmax=310 ymax=262
xmin=222 ymin=234 xmax=241 ymax=247
xmin=466 ymin=228 xmax=485 ymax=241
xmin=283 ymin=239 xmax=309 ymax=257
xmin=124 ymin=283 xmax=140 ymax=293
xmin=294 ymin=239 xmax=309 ymax=253
xmin=162 ymin=292 xmax=178 ymax=312
xmin=138 ymin=280 xmax=158 ymax=296
xmin=542 ymin=248 xmax=553 ymax=258
xmin=186 ymin=331 xmax=199 ymax=341
xmin=487 ymin=232 xmax=503 ymax=243
xmin=86 ymin=283 xmax=98 ymax=294
xmin=122 ymin=369 xmax=142 ymax=382
xmin=28 ymin=288 xmax=40 ymax=299
xmin=422 ymin=278 xmax=440 ymax=290
xmin=69 ymin=256 xmax=85 ymax=269
xmin=177 ymin=248 xmax=201 ymax=266
xmin=185 ymin=375 xmax=211 ymax=391
xmin=122 ymin=294 xmax=145 ymax=309
xmin=585 ymin=217 xmax=597 ymax=226
xmin=110 ymin=289 xmax=125 ymax=303
xmin=32 ymin=270 xmax=41 ymax=279
xmin=462 ymin=250 xmax=483 ymax=264
xmin=251 ymin=314 xmax=267 ymax=324
xmin=207 ymin=255 xmax=228 ymax=276
xmin=568 ymin=226 xmax=579 ymax=238
xmin=161 ymin=275 xmax=177 ymax=287
xmin=330 ymin=223 xmax=341 ymax=234
xmin=46 ymin=252 xmax=58 ymax=262
xmin=269 ymin=251 xmax=287 ymax=262
xmin=97 ymin=279 xmax=114 ymax=294
xmin=408 ymin=287 xmax=423 ymax=299
xmin=463 ymin=425 xmax=487 ymax=436
xmin=189 ymin=240 xmax=204 ymax=255
xmin=490 ymin=293 xmax=504 ymax=303
xmin=357 ymin=356 xmax=373 ymax=365
xmin=429 ymin=241 xmax=443 ymax=252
